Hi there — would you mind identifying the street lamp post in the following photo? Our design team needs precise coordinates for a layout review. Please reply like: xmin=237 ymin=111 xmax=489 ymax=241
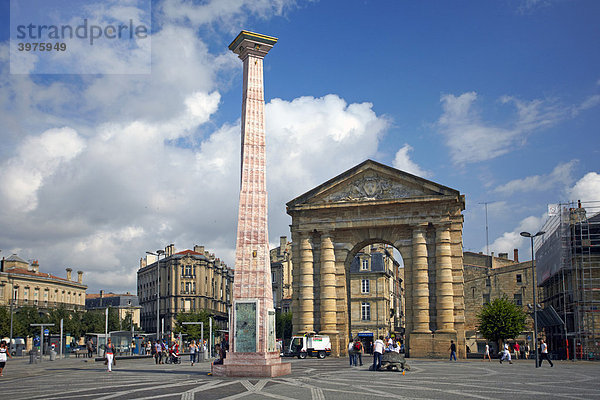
xmin=146 ymin=249 xmax=165 ymax=341
xmin=520 ymin=230 xmax=545 ymax=368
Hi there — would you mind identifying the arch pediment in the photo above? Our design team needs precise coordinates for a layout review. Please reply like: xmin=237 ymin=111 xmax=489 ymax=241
xmin=287 ymin=159 xmax=462 ymax=209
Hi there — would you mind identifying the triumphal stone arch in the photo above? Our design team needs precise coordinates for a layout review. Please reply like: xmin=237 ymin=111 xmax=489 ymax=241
xmin=286 ymin=160 xmax=466 ymax=358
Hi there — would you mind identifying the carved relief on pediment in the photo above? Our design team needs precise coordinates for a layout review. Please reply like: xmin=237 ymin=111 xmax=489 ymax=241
xmin=319 ymin=173 xmax=424 ymax=203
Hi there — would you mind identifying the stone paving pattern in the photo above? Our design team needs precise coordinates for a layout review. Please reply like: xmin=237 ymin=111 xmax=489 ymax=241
xmin=2 ymin=355 xmax=600 ymax=399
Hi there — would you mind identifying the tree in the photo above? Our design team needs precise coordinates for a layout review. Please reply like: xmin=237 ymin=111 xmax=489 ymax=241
xmin=276 ymin=311 xmax=292 ymax=340
xmin=0 ymin=307 xmax=10 ymax=337
xmin=174 ymin=311 xmax=213 ymax=341
xmin=477 ymin=296 xmax=526 ymax=346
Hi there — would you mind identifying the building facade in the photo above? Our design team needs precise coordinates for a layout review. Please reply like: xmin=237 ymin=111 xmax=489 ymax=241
xmin=270 ymin=236 xmax=292 ymax=313
xmin=0 ymin=254 xmax=86 ymax=311
xmin=349 ymin=244 xmax=404 ymax=348
xmin=137 ymin=244 xmax=233 ymax=338
xmin=85 ymin=291 xmax=141 ymax=328
xmin=537 ymin=201 xmax=600 ymax=360
xmin=463 ymin=250 xmax=535 ymax=353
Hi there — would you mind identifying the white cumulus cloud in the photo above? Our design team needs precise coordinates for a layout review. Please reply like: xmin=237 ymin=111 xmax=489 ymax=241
xmin=495 ymin=160 xmax=577 ymax=195
xmin=392 ymin=144 xmax=431 ymax=178
xmin=568 ymin=172 xmax=600 ymax=203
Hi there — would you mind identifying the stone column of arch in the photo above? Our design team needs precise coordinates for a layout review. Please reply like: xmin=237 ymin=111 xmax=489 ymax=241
xmin=435 ymin=223 xmax=455 ymax=332
xmin=298 ymin=234 xmax=315 ymax=333
xmin=319 ymin=233 xmax=338 ymax=333
xmin=411 ymin=224 xmax=430 ymax=333
xmin=334 ymin=245 xmax=351 ymax=356
xmin=396 ymin=243 xmax=412 ymax=336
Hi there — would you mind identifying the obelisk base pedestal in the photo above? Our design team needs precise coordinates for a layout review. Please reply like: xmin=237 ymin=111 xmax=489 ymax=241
xmin=211 ymin=352 xmax=291 ymax=377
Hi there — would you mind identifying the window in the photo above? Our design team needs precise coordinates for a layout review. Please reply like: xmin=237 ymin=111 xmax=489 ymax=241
xmin=516 ymin=274 xmax=522 ymax=283
xmin=23 ymin=287 xmax=29 ymax=299
xmin=185 ymin=265 xmax=192 ymax=276
xmin=361 ymin=258 xmax=369 ymax=271
xmin=361 ymin=302 xmax=371 ymax=320
xmin=485 ymin=277 xmax=491 ymax=287
xmin=483 ymin=293 xmax=490 ymax=304
xmin=361 ymin=279 xmax=370 ymax=294
xmin=514 ymin=293 xmax=522 ymax=306
xmin=472 ymin=287 xmax=475 ymax=298
xmin=272 ymin=272 xmax=276 ymax=284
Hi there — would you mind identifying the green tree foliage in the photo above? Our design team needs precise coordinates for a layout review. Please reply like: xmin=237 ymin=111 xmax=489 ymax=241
xmin=477 ymin=296 xmax=526 ymax=344
xmin=3 ymin=305 xmax=133 ymax=339
xmin=174 ymin=311 xmax=213 ymax=341
xmin=45 ymin=306 xmax=84 ymax=337
xmin=0 ymin=307 xmax=10 ymax=337
xmin=276 ymin=311 xmax=292 ymax=339
xmin=13 ymin=306 xmax=45 ymax=337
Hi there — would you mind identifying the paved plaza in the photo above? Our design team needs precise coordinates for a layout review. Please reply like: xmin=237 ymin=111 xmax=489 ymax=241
xmin=1 ymin=355 xmax=600 ymax=399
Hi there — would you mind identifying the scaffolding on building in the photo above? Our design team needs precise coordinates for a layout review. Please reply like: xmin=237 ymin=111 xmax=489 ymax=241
xmin=537 ymin=200 xmax=600 ymax=360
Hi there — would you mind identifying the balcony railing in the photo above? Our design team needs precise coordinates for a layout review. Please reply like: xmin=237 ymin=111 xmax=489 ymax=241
xmin=7 ymin=299 xmax=85 ymax=311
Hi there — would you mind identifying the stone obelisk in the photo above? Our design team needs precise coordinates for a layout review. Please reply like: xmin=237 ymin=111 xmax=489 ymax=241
xmin=211 ymin=31 xmax=291 ymax=377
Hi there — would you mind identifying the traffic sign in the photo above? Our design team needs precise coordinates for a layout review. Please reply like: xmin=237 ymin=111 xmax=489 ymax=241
xmin=44 ymin=329 xmax=49 ymax=335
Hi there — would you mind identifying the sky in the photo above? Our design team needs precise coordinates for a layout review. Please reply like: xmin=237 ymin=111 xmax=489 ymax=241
xmin=0 ymin=0 xmax=599 ymax=293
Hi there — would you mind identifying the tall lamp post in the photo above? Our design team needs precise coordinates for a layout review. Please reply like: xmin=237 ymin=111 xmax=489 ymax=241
xmin=520 ymin=230 xmax=545 ymax=368
xmin=146 ymin=249 xmax=164 ymax=341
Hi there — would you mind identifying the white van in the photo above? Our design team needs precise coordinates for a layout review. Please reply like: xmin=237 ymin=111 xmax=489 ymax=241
xmin=289 ymin=335 xmax=331 ymax=359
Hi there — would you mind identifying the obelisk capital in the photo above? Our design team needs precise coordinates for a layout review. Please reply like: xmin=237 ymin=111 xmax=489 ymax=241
xmin=229 ymin=30 xmax=278 ymax=60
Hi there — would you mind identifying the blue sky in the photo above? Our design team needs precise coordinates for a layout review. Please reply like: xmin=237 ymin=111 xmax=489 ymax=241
xmin=0 ymin=0 xmax=599 ymax=292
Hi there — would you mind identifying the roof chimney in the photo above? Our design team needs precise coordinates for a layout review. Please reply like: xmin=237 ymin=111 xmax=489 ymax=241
xmin=77 ymin=270 xmax=83 ymax=284
xmin=514 ymin=249 xmax=519 ymax=263
xmin=279 ymin=236 xmax=287 ymax=253
xmin=66 ymin=268 xmax=72 ymax=281
xmin=165 ymin=244 xmax=175 ymax=256
xmin=194 ymin=245 xmax=204 ymax=254
xmin=30 ymin=260 xmax=40 ymax=273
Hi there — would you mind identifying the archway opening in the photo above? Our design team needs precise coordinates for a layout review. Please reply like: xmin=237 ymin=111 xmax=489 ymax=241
xmin=345 ymin=240 xmax=405 ymax=354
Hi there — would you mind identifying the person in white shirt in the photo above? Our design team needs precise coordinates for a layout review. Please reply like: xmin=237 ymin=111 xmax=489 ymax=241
xmin=499 ymin=342 xmax=512 ymax=364
xmin=539 ymin=339 xmax=554 ymax=367
xmin=484 ymin=343 xmax=491 ymax=361
xmin=372 ymin=336 xmax=385 ymax=370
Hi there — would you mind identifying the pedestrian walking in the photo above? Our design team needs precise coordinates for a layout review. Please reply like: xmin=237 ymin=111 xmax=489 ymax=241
xmin=539 ymin=339 xmax=554 ymax=367
xmin=154 ymin=341 xmax=162 ymax=364
xmin=372 ymin=336 xmax=385 ymax=371
xmin=189 ymin=340 xmax=196 ymax=366
xmin=484 ymin=343 xmax=491 ymax=361
xmin=449 ymin=340 xmax=457 ymax=361
xmin=513 ymin=342 xmax=520 ymax=360
xmin=105 ymin=338 xmax=116 ymax=372
xmin=354 ymin=338 xmax=364 ymax=366
xmin=499 ymin=342 xmax=513 ymax=364
xmin=86 ymin=339 xmax=94 ymax=358
xmin=348 ymin=339 xmax=356 ymax=366
xmin=525 ymin=343 xmax=530 ymax=359
xmin=0 ymin=340 xmax=13 ymax=377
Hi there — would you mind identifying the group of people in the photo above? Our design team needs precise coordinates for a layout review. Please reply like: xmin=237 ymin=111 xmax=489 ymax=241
xmin=353 ymin=335 xmax=404 ymax=370
xmin=150 ymin=340 xmax=182 ymax=364
xmin=347 ymin=337 xmax=365 ymax=366
xmin=485 ymin=339 xmax=553 ymax=367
